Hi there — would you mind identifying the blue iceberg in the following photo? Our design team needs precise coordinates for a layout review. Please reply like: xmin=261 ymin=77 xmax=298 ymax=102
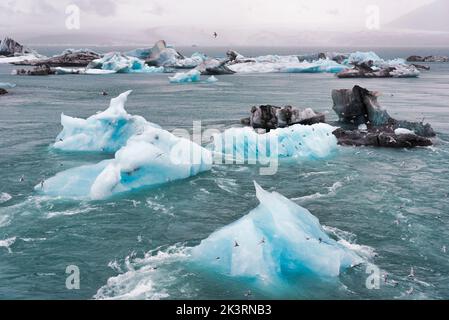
xmin=191 ymin=182 xmax=363 ymax=285
xmin=87 ymin=52 xmax=164 ymax=73
xmin=211 ymin=123 xmax=338 ymax=163
xmin=42 ymin=91 xmax=213 ymax=200
xmin=168 ymin=70 xmax=201 ymax=83
xmin=54 ymin=91 xmax=156 ymax=152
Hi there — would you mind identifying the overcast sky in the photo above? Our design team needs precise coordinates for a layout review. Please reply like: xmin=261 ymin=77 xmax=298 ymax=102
xmin=1 ymin=0 xmax=446 ymax=46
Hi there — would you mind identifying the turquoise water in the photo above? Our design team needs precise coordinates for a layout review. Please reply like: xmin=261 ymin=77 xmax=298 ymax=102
xmin=1 ymin=47 xmax=449 ymax=299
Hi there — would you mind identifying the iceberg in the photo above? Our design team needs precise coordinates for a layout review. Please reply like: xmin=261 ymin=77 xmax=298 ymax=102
xmin=54 ymin=91 xmax=154 ymax=152
xmin=168 ymin=70 xmax=201 ymax=83
xmin=42 ymin=91 xmax=212 ymax=199
xmin=94 ymin=183 xmax=368 ymax=299
xmin=41 ymin=126 xmax=212 ymax=200
xmin=87 ymin=52 xmax=164 ymax=73
xmin=191 ymin=182 xmax=363 ymax=285
xmin=54 ymin=67 xmax=117 ymax=75
xmin=211 ymin=123 xmax=338 ymax=163
xmin=338 ymin=51 xmax=419 ymax=78
xmin=206 ymin=75 xmax=218 ymax=83
xmin=226 ymin=53 xmax=348 ymax=74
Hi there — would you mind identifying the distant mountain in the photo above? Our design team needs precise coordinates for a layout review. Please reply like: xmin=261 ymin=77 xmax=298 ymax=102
xmin=388 ymin=0 xmax=449 ymax=32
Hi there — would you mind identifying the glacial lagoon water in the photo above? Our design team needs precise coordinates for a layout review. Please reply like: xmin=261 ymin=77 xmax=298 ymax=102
xmin=1 ymin=47 xmax=449 ymax=299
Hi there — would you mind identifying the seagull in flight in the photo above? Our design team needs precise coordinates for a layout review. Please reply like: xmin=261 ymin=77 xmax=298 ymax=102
xmin=213 ymin=32 xmax=218 ymax=39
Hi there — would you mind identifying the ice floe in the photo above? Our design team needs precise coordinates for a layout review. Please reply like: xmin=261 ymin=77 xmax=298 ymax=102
xmin=0 ymin=192 xmax=12 ymax=204
xmin=211 ymin=123 xmax=338 ymax=163
xmin=43 ymin=91 xmax=213 ymax=199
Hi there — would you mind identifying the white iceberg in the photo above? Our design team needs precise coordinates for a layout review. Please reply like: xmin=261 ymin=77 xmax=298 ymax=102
xmin=227 ymin=54 xmax=348 ymax=74
xmin=88 ymin=52 xmax=164 ymax=73
xmin=168 ymin=69 xmax=201 ymax=83
xmin=173 ymin=52 xmax=207 ymax=69
xmin=191 ymin=182 xmax=363 ymax=284
xmin=54 ymin=91 xmax=154 ymax=152
xmin=211 ymin=123 xmax=338 ymax=163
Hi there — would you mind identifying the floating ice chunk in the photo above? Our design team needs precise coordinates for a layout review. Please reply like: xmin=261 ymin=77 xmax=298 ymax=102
xmin=389 ymin=64 xmax=420 ymax=78
xmin=174 ymin=52 xmax=207 ymax=68
xmin=54 ymin=91 xmax=157 ymax=152
xmin=54 ymin=67 xmax=116 ymax=75
xmin=228 ymin=56 xmax=347 ymax=74
xmin=89 ymin=129 xmax=212 ymax=200
xmin=42 ymin=126 xmax=212 ymax=199
xmin=0 ymin=82 xmax=16 ymax=89
xmin=206 ymin=75 xmax=218 ymax=83
xmin=85 ymin=69 xmax=117 ymax=75
xmin=0 ymin=237 xmax=16 ymax=253
xmin=211 ymin=123 xmax=338 ymax=163
xmin=346 ymin=51 xmax=383 ymax=65
xmin=394 ymin=128 xmax=415 ymax=135
xmin=191 ymin=182 xmax=362 ymax=284
xmin=169 ymin=69 xmax=201 ymax=83
xmin=0 ymin=53 xmax=43 ymax=64
xmin=36 ymin=160 xmax=112 ymax=198
xmin=44 ymin=91 xmax=213 ymax=199
xmin=358 ymin=124 xmax=368 ymax=132
xmin=0 ymin=192 xmax=12 ymax=204
xmin=88 ymin=52 xmax=164 ymax=73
